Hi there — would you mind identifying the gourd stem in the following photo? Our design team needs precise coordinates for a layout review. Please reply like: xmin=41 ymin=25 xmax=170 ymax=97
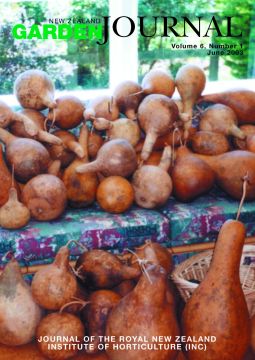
xmin=12 ymin=112 xmax=38 ymax=137
xmin=11 ymin=164 xmax=14 ymax=188
xmin=230 ymin=125 xmax=246 ymax=140
xmin=43 ymin=92 xmax=57 ymax=110
xmin=171 ymin=127 xmax=181 ymax=165
xmin=78 ymin=124 xmax=89 ymax=162
xmin=49 ymin=108 xmax=56 ymax=131
xmin=76 ymin=160 xmax=100 ymax=174
xmin=236 ymin=173 xmax=249 ymax=221
xmin=92 ymin=117 xmax=112 ymax=131
xmin=126 ymin=249 xmax=152 ymax=284
xmin=59 ymin=299 xmax=90 ymax=314
xmin=38 ymin=130 xmax=62 ymax=145
xmin=0 ymin=127 xmax=16 ymax=145
xmin=128 ymin=90 xmax=144 ymax=97
xmin=84 ymin=109 xmax=95 ymax=121
xmin=125 ymin=108 xmax=137 ymax=120
xmin=67 ymin=140 xmax=85 ymax=159
xmin=159 ymin=146 xmax=172 ymax=172
xmin=141 ymin=132 xmax=157 ymax=161
xmin=48 ymin=160 xmax=61 ymax=176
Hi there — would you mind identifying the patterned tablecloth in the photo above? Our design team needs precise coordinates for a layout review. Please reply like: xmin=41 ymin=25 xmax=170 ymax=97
xmin=1 ymin=188 xmax=255 ymax=267
xmin=160 ymin=188 xmax=255 ymax=247
xmin=0 ymin=204 xmax=169 ymax=267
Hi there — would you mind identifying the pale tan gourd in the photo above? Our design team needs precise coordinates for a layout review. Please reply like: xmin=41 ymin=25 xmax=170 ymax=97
xmin=0 ymin=100 xmax=38 ymax=136
xmin=140 ymin=69 xmax=175 ymax=97
xmin=132 ymin=146 xmax=173 ymax=208
xmin=10 ymin=109 xmax=62 ymax=145
xmin=31 ymin=246 xmax=78 ymax=310
xmin=175 ymin=64 xmax=206 ymax=137
xmin=0 ymin=128 xmax=50 ymax=183
xmin=36 ymin=312 xmax=84 ymax=359
xmin=92 ymin=117 xmax=141 ymax=147
xmin=199 ymin=104 xmax=245 ymax=139
xmin=113 ymin=81 xmax=144 ymax=120
xmin=14 ymin=69 xmax=56 ymax=110
xmin=84 ymin=95 xmax=119 ymax=122
xmin=137 ymin=94 xmax=179 ymax=161
xmin=0 ymin=187 xmax=30 ymax=229
xmin=76 ymin=139 xmax=137 ymax=178
xmin=0 ymin=259 xmax=42 ymax=346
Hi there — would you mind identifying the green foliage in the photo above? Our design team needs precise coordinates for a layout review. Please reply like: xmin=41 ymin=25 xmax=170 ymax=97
xmin=138 ymin=0 xmax=254 ymax=80
xmin=20 ymin=1 xmax=47 ymax=24
xmin=0 ymin=24 xmax=77 ymax=94
xmin=138 ymin=0 xmax=212 ymax=51
xmin=0 ymin=0 xmax=109 ymax=95
xmin=213 ymin=0 xmax=255 ymax=78
xmin=138 ymin=0 xmax=210 ymax=77
xmin=68 ymin=0 xmax=109 ymax=84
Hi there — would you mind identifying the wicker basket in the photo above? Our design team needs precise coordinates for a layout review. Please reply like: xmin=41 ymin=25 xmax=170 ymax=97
xmin=171 ymin=244 xmax=255 ymax=318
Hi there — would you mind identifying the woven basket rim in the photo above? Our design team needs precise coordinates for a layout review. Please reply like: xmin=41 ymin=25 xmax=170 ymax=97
xmin=171 ymin=244 xmax=255 ymax=303
xmin=172 ymin=244 xmax=255 ymax=282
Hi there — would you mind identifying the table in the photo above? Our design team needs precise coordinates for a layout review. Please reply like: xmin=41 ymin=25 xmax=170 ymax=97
xmin=1 ymin=187 xmax=255 ymax=270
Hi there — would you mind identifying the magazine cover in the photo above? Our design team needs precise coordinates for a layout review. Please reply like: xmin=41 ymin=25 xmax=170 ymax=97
xmin=0 ymin=0 xmax=254 ymax=359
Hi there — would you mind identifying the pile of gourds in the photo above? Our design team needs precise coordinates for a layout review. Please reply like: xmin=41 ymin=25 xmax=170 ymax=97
xmin=1 ymin=67 xmax=255 ymax=230
xmin=0 ymin=217 xmax=254 ymax=359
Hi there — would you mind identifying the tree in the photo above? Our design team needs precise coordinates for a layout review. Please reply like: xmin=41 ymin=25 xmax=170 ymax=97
xmin=138 ymin=0 xmax=254 ymax=80
xmin=138 ymin=0 xmax=213 ymax=77
xmin=0 ymin=0 xmax=108 ymax=94
xmin=0 ymin=22 xmax=77 ymax=94
xmin=0 ymin=1 xmax=77 ymax=94
xmin=214 ymin=0 xmax=254 ymax=79
xmin=67 ymin=0 xmax=109 ymax=89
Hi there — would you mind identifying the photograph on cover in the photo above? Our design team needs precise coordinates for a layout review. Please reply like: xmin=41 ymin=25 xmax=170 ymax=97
xmin=0 ymin=0 xmax=254 ymax=359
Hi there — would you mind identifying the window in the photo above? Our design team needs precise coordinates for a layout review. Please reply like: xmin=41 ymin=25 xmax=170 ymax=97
xmin=0 ymin=0 xmax=254 ymax=103
xmin=0 ymin=0 xmax=109 ymax=96
xmin=137 ymin=0 xmax=255 ymax=82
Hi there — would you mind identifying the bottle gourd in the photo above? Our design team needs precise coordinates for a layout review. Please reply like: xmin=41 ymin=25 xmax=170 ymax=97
xmin=182 ymin=220 xmax=250 ymax=360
